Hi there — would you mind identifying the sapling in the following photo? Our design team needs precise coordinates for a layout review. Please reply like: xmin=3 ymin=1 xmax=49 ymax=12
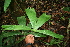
xmin=2 ymin=8 xmax=64 ymax=39
xmin=1 ymin=8 xmax=64 ymax=46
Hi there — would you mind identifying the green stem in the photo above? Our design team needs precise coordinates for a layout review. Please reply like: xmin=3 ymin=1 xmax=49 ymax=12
xmin=57 ymin=44 xmax=60 ymax=47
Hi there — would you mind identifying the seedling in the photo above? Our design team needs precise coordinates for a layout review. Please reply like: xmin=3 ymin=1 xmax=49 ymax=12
xmin=1 ymin=8 xmax=64 ymax=47
xmin=2 ymin=7 xmax=64 ymax=39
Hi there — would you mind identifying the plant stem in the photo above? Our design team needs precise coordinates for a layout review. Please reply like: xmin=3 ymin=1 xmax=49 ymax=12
xmin=57 ymin=44 xmax=60 ymax=47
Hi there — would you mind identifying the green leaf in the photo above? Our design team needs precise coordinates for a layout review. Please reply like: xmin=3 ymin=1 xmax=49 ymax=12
xmin=34 ymin=30 xmax=64 ymax=39
xmin=1 ymin=25 xmax=31 ymax=30
xmin=4 ymin=0 xmax=11 ymax=12
xmin=50 ymin=38 xmax=63 ymax=45
xmin=39 ymin=40 xmax=50 ymax=45
xmin=17 ymin=16 xmax=26 ymax=25
xmin=0 ymin=31 xmax=23 ymax=37
xmin=15 ymin=37 xmax=25 ymax=44
xmin=3 ymin=37 xmax=10 ymax=45
xmin=34 ymin=13 xmax=51 ymax=29
xmin=22 ymin=31 xmax=46 ymax=37
xmin=28 ymin=32 xmax=46 ymax=37
xmin=25 ymin=8 xmax=37 ymax=28
xmin=3 ymin=36 xmax=15 ymax=45
xmin=62 ymin=7 xmax=70 ymax=12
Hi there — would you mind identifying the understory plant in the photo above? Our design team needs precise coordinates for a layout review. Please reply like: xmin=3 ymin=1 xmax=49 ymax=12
xmin=1 ymin=8 xmax=64 ymax=47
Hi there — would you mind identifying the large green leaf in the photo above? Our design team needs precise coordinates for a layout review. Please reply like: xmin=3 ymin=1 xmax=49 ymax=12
xmin=25 ymin=8 xmax=37 ymax=28
xmin=24 ymin=31 xmax=46 ymax=37
xmin=21 ymin=31 xmax=46 ymax=37
xmin=1 ymin=25 xmax=31 ymax=30
xmin=15 ymin=37 xmax=25 ymax=44
xmin=34 ymin=30 xmax=64 ymax=39
xmin=0 ymin=31 xmax=23 ymax=37
xmin=50 ymin=38 xmax=63 ymax=45
xmin=62 ymin=7 xmax=70 ymax=12
xmin=34 ymin=13 xmax=51 ymax=29
xmin=29 ymin=32 xmax=46 ymax=37
xmin=4 ymin=0 xmax=11 ymax=12
xmin=3 ymin=37 xmax=11 ymax=45
xmin=3 ymin=36 xmax=15 ymax=45
xmin=17 ymin=16 xmax=26 ymax=25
